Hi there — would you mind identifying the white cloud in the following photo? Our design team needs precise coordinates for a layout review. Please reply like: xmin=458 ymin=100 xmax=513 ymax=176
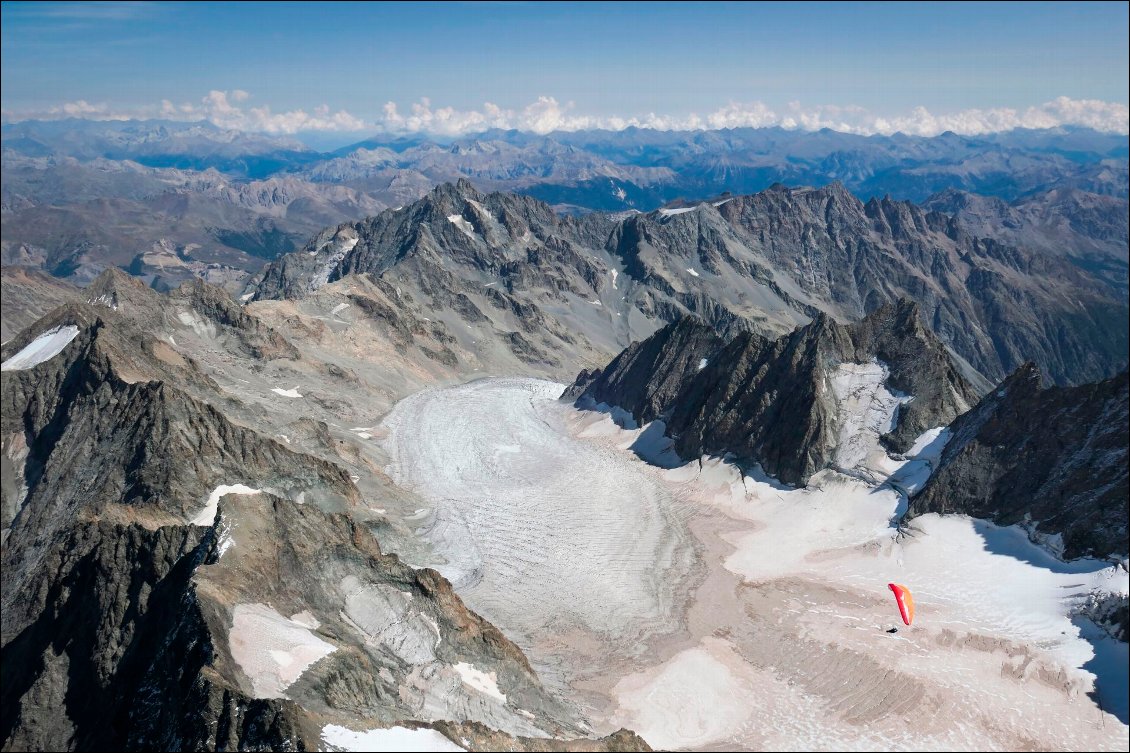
xmin=372 ymin=95 xmax=1128 ymax=137
xmin=2 ymin=90 xmax=365 ymax=135
xmin=2 ymin=93 xmax=1126 ymax=137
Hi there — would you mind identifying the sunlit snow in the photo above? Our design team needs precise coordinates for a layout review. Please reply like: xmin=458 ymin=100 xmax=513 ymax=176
xmin=229 ymin=603 xmax=336 ymax=698
xmin=380 ymin=375 xmax=1128 ymax=750
xmin=321 ymin=725 xmax=464 ymax=752
xmin=190 ymin=484 xmax=261 ymax=526
xmin=1 ymin=326 xmax=80 ymax=371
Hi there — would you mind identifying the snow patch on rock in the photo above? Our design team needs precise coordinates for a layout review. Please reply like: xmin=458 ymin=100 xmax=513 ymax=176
xmin=321 ymin=725 xmax=463 ymax=752
xmin=453 ymin=662 xmax=507 ymax=703
xmin=190 ymin=484 xmax=261 ymax=526
xmin=447 ymin=214 xmax=476 ymax=239
xmin=229 ymin=603 xmax=336 ymax=698
xmin=659 ymin=206 xmax=697 ymax=216
xmin=1 ymin=326 xmax=80 ymax=371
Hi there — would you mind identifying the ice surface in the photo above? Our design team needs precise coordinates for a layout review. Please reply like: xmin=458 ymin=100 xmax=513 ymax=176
xmin=309 ymin=234 xmax=358 ymax=291
xmin=321 ymin=725 xmax=464 ymax=752
xmin=340 ymin=577 xmax=440 ymax=665
xmin=190 ymin=484 xmax=261 ymax=526
xmin=611 ymin=637 xmax=755 ymax=750
xmin=271 ymin=386 xmax=303 ymax=398
xmin=229 ymin=603 xmax=336 ymax=698
xmin=686 ymin=267 xmax=701 ymax=277
xmin=659 ymin=206 xmax=697 ymax=216
xmin=829 ymin=361 xmax=911 ymax=477
xmin=697 ymin=358 xmax=709 ymax=371
xmin=906 ymin=427 xmax=952 ymax=461
xmin=380 ymin=378 xmax=690 ymax=650
xmin=176 ymin=310 xmax=218 ymax=339
xmin=1 ymin=326 xmax=80 ymax=371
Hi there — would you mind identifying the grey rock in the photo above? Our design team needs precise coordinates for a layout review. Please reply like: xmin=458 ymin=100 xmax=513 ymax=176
xmin=908 ymin=365 xmax=1129 ymax=560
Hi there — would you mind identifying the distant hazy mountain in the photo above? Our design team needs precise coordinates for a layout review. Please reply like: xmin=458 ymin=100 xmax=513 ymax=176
xmin=1 ymin=118 xmax=320 ymax=177
xmin=3 ymin=121 xmax=1124 ymax=286
xmin=1 ymin=152 xmax=387 ymax=291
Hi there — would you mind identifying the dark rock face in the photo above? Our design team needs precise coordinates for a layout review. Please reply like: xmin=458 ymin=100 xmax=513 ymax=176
xmin=570 ymin=299 xmax=977 ymax=486
xmin=909 ymin=365 xmax=1129 ymax=560
xmin=567 ymin=317 xmax=727 ymax=424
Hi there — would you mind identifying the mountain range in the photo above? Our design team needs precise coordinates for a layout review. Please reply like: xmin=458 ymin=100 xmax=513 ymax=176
xmin=1 ymin=123 xmax=1127 ymax=751
xmin=3 ymin=120 xmax=1126 ymax=295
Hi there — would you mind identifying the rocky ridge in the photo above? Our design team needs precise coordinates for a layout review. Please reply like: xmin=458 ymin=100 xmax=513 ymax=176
xmin=908 ymin=364 xmax=1129 ymax=560
xmin=255 ymin=180 xmax=1128 ymax=388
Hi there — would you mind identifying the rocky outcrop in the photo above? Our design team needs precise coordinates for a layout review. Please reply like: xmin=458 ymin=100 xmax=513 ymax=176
xmin=570 ymin=299 xmax=976 ymax=486
xmin=0 ymin=266 xmax=77 ymax=343
xmin=81 ymin=268 xmax=299 ymax=361
xmin=908 ymin=365 xmax=1129 ymax=560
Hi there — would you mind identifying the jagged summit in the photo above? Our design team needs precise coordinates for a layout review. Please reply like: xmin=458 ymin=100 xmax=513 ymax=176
xmin=569 ymin=298 xmax=976 ymax=485
xmin=253 ymin=179 xmax=1126 ymax=388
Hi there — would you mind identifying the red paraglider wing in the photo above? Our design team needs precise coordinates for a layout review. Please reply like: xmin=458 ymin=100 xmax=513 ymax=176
xmin=888 ymin=583 xmax=914 ymax=626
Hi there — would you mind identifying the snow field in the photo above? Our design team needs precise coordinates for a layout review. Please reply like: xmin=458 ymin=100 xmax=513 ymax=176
xmin=321 ymin=724 xmax=464 ymax=752
xmin=229 ymin=603 xmax=336 ymax=698
xmin=1 ymin=325 xmax=80 ymax=371
xmin=190 ymin=484 xmax=261 ymax=526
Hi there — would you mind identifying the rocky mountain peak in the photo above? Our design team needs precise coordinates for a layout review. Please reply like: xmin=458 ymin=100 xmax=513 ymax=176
xmin=569 ymin=296 xmax=974 ymax=485
xmin=911 ymin=365 xmax=1128 ymax=560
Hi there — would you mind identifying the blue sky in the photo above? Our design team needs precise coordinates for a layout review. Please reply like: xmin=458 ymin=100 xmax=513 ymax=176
xmin=2 ymin=1 xmax=1127 ymax=138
